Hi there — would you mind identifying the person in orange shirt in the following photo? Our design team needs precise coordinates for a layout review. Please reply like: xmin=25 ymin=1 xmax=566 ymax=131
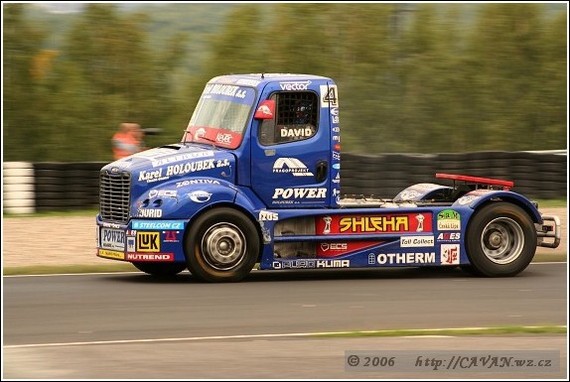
xmin=112 ymin=123 xmax=145 ymax=160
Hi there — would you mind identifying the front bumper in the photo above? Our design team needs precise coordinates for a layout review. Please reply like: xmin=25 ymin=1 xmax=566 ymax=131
xmin=96 ymin=217 xmax=188 ymax=262
xmin=536 ymin=215 xmax=561 ymax=248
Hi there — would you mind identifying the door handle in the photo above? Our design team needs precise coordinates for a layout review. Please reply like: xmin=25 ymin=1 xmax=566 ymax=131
xmin=316 ymin=161 xmax=328 ymax=182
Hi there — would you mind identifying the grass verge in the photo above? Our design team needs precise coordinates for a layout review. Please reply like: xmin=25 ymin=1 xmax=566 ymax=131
xmin=534 ymin=199 xmax=567 ymax=208
xmin=316 ymin=325 xmax=567 ymax=338
xmin=533 ymin=253 xmax=567 ymax=262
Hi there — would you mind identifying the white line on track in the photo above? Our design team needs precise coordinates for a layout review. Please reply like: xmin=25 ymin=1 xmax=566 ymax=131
xmin=3 ymin=261 xmax=566 ymax=278
xmin=5 ymin=325 xmax=565 ymax=349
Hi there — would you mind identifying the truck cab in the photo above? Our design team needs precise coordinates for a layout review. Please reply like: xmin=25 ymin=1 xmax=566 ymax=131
xmin=96 ymin=73 xmax=560 ymax=282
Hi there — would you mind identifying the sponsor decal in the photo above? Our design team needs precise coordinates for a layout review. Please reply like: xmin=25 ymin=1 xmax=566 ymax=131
xmin=317 ymin=241 xmax=381 ymax=258
xmin=136 ymin=232 xmax=160 ymax=252
xmin=316 ymin=213 xmax=432 ymax=235
xmin=176 ymin=179 xmax=220 ymax=188
xmin=322 ymin=216 xmax=332 ymax=234
xmin=272 ymin=187 xmax=327 ymax=200
xmin=375 ymin=252 xmax=436 ymax=265
xmin=332 ymin=115 xmax=339 ymax=124
xmin=100 ymin=222 xmax=122 ymax=229
xmin=98 ymin=249 xmax=125 ymax=260
xmin=279 ymin=127 xmax=314 ymax=139
xmin=163 ymin=231 xmax=180 ymax=243
xmin=334 ymin=143 xmax=341 ymax=151
xmin=194 ymin=127 xmax=206 ymax=140
xmin=437 ymin=232 xmax=461 ymax=242
xmin=332 ymin=173 xmax=341 ymax=183
xmin=137 ymin=209 xmax=163 ymax=218
xmin=100 ymin=228 xmax=125 ymax=251
xmin=126 ymin=236 xmax=136 ymax=252
xmin=400 ymin=236 xmax=435 ymax=247
xmin=273 ymin=158 xmax=314 ymax=177
xmin=332 ymin=135 xmax=340 ymax=142
xmin=332 ymin=163 xmax=341 ymax=170
xmin=138 ymin=168 xmax=168 ymax=183
xmin=437 ymin=209 xmax=461 ymax=231
xmin=320 ymin=243 xmax=348 ymax=252
xmin=235 ymin=78 xmax=261 ymax=87
xmin=203 ymin=83 xmax=248 ymax=99
xmin=132 ymin=220 xmax=185 ymax=230
xmin=216 ymin=133 xmax=233 ymax=145
xmin=415 ymin=213 xmax=425 ymax=232
xmin=255 ymin=100 xmax=275 ymax=119
xmin=151 ymin=151 xmax=214 ymax=168
xmin=259 ymin=210 xmax=279 ymax=221
xmin=272 ymin=259 xmax=350 ymax=269
xmin=279 ymin=80 xmax=311 ymax=91
xmin=320 ymin=85 xmax=339 ymax=108
xmin=330 ymin=107 xmax=339 ymax=116
xmin=126 ymin=253 xmax=174 ymax=262
xmin=441 ymin=244 xmax=460 ymax=265
xmin=216 ymin=159 xmax=231 ymax=168
xmin=332 ymin=126 xmax=340 ymax=133
xmin=148 ymin=189 xmax=177 ymax=199
xmin=188 ymin=190 xmax=212 ymax=203
xmin=332 ymin=151 xmax=341 ymax=160
xmin=457 ymin=194 xmax=477 ymax=205
xmin=398 ymin=190 xmax=420 ymax=200
xmin=165 ymin=159 xmax=217 ymax=177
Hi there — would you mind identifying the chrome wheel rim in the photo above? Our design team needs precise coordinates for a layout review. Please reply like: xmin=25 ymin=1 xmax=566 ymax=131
xmin=201 ymin=222 xmax=246 ymax=271
xmin=480 ymin=217 xmax=524 ymax=264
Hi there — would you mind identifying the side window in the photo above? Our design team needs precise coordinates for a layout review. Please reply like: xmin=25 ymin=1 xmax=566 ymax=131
xmin=259 ymin=92 xmax=318 ymax=146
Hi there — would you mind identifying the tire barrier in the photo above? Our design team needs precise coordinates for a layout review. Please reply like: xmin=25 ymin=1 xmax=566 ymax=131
xmin=2 ymin=151 xmax=566 ymax=214
xmin=3 ymin=162 xmax=36 ymax=214
xmin=341 ymin=151 xmax=567 ymax=200
xmin=33 ymin=162 xmax=103 ymax=212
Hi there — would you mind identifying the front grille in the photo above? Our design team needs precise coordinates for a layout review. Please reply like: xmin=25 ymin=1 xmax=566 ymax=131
xmin=99 ymin=170 xmax=131 ymax=223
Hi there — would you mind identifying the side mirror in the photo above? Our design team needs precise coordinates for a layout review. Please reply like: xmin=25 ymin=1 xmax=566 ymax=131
xmin=254 ymin=100 xmax=275 ymax=120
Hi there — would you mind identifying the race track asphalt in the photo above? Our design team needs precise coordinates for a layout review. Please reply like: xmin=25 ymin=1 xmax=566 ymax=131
xmin=3 ymin=263 xmax=568 ymax=378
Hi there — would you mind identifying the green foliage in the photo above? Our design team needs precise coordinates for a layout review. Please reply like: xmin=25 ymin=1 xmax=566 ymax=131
xmin=2 ymin=3 xmax=567 ymax=161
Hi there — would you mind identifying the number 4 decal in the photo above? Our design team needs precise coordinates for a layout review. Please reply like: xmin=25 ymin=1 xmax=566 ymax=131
xmin=320 ymin=85 xmax=339 ymax=108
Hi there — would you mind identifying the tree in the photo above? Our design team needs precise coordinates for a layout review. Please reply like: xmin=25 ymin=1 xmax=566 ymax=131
xmin=3 ymin=4 xmax=46 ymax=161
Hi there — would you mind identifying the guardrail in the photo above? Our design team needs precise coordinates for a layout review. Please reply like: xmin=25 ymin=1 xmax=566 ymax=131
xmin=3 ymin=151 xmax=566 ymax=214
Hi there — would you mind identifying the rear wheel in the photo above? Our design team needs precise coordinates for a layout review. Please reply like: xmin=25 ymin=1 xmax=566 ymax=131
xmin=132 ymin=262 xmax=187 ymax=277
xmin=185 ymin=208 xmax=260 ymax=282
xmin=465 ymin=202 xmax=536 ymax=277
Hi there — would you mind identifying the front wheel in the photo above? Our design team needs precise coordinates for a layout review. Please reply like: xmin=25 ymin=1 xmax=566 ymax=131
xmin=132 ymin=262 xmax=187 ymax=278
xmin=465 ymin=202 xmax=536 ymax=277
xmin=185 ymin=208 xmax=260 ymax=282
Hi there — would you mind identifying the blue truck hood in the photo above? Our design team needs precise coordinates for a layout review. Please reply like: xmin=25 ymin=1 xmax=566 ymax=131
xmin=102 ymin=144 xmax=235 ymax=189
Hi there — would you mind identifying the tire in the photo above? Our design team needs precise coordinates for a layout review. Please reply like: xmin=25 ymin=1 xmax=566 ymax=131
xmin=132 ymin=262 xmax=187 ymax=278
xmin=465 ymin=202 xmax=536 ymax=277
xmin=184 ymin=208 xmax=260 ymax=282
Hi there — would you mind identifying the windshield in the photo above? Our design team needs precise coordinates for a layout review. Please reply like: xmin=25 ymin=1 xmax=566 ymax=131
xmin=183 ymin=84 xmax=256 ymax=149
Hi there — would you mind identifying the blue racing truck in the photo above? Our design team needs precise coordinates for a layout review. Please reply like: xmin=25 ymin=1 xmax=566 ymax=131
xmin=96 ymin=73 xmax=560 ymax=282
